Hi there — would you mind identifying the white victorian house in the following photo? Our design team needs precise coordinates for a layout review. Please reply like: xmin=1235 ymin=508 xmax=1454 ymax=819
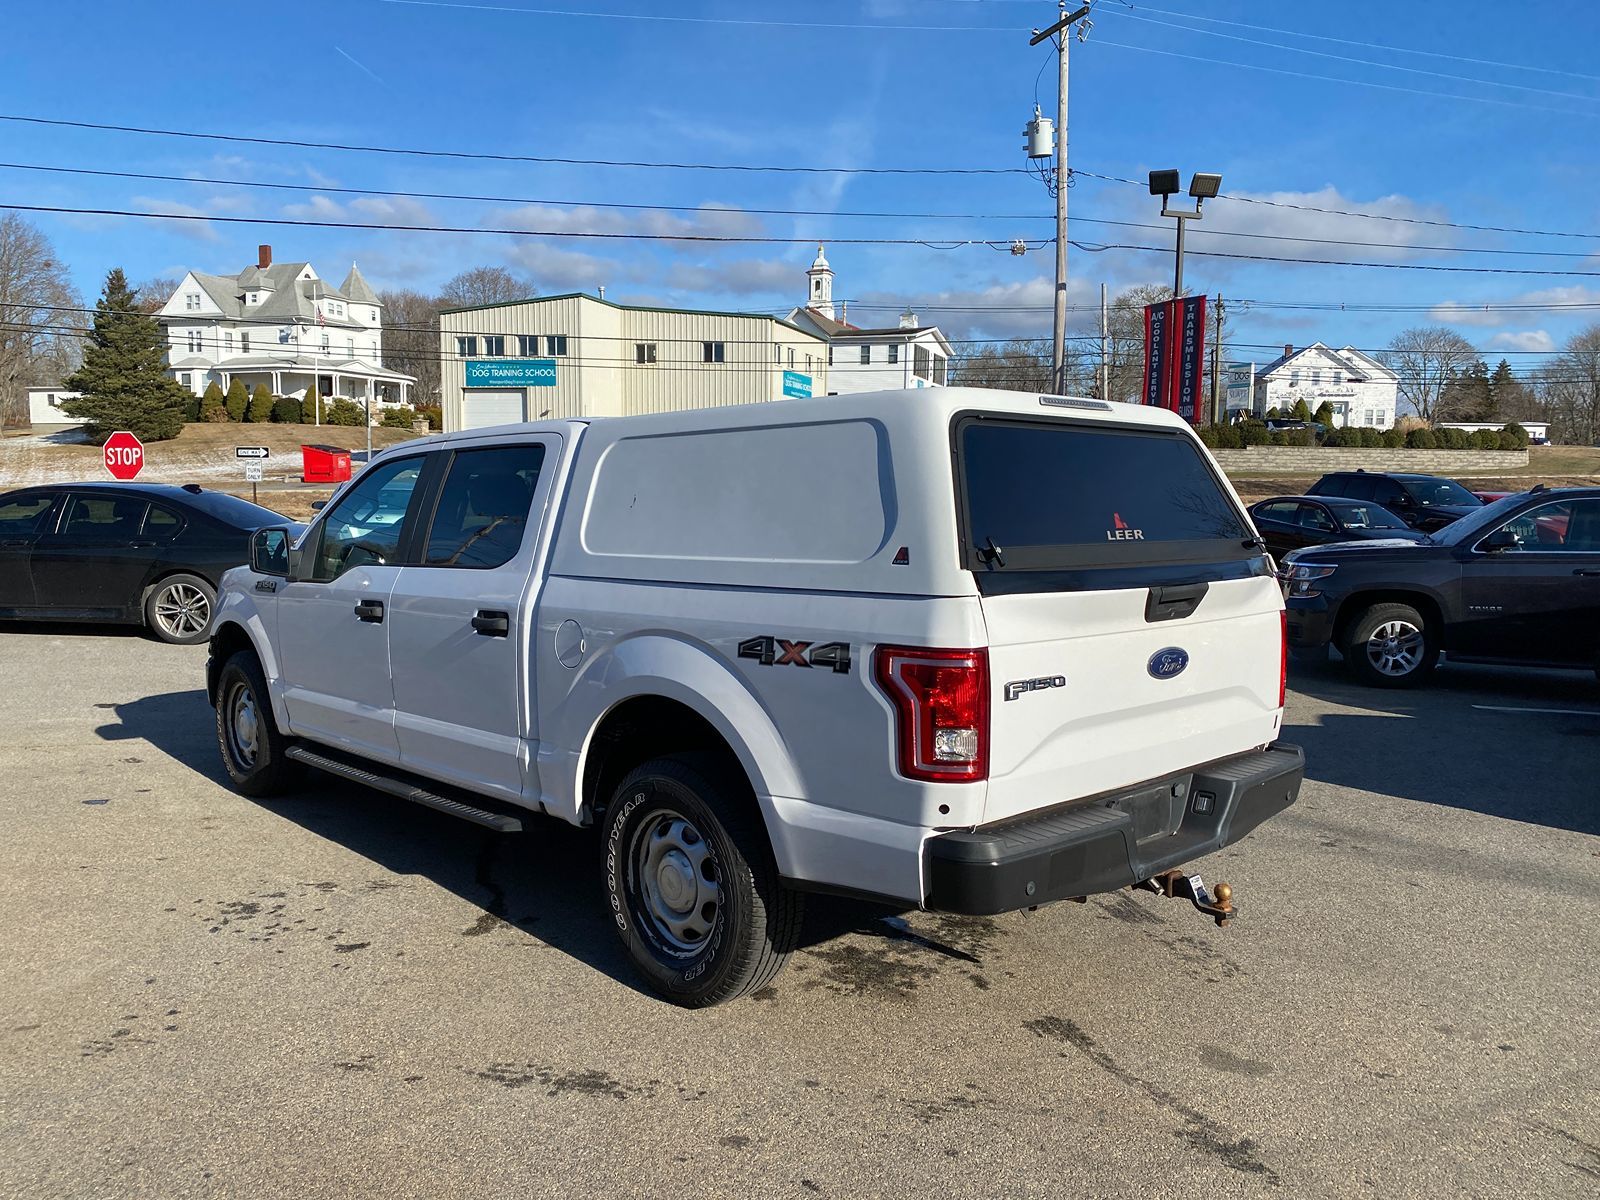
xmin=1250 ymin=342 xmax=1398 ymax=429
xmin=785 ymin=247 xmax=952 ymax=393
xmin=157 ymin=245 xmax=414 ymax=406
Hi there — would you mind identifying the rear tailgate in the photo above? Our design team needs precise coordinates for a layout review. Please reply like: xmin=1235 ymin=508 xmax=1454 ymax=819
xmin=954 ymin=413 xmax=1284 ymax=824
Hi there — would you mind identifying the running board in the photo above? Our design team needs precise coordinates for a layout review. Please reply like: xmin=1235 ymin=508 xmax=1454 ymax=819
xmin=285 ymin=745 xmax=524 ymax=832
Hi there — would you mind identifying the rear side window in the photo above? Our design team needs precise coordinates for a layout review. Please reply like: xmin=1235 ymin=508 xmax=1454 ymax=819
xmin=424 ymin=444 xmax=545 ymax=568
xmin=145 ymin=505 xmax=184 ymax=538
xmin=60 ymin=495 xmax=148 ymax=539
xmin=0 ymin=494 xmax=55 ymax=532
xmin=1255 ymin=501 xmax=1299 ymax=523
xmin=958 ymin=419 xmax=1250 ymax=569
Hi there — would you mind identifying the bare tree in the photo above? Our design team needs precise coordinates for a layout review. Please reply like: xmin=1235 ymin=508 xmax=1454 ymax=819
xmin=378 ymin=288 xmax=443 ymax=407
xmin=438 ymin=266 xmax=533 ymax=309
xmin=133 ymin=276 xmax=181 ymax=315
xmin=1536 ymin=324 xmax=1600 ymax=446
xmin=1104 ymin=284 xmax=1172 ymax=404
xmin=952 ymin=338 xmax=1062 ymax=392
xmin=0 ymin=215 xmax=80 ymax=427
xmin=1380 ymin=326 xmax=1478 ymax=424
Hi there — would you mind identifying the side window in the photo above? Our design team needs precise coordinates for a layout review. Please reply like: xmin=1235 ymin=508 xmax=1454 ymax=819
xmin=1375 ymin=482 xmax=1406 ymax=507
xmin=1344 ymin=477 xmax=1378 ymax=501
xmin=423 ymin=445 xmax=546 ymax=569
xmin=1495 ymin=499 xmax=1600 ymax=552
xmin=144 ymin=505 xmax=184 ymax=539
xmin=309 ymin=457 xmax=425 ymax=582
xmin=1255 ymin=502 xmax=1297 ymax=523
xmin=1297 ymin=504 xmax=1336 ymax=532
xmin=0 ymin=494 xmax=56 ymax=533
xmin=60 ymin=495 xmax=149 ymax=539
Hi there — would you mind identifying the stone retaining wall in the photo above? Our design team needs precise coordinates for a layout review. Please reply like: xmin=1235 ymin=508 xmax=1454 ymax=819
xmin=1210 ymin=447 xmax=1527 ymax=474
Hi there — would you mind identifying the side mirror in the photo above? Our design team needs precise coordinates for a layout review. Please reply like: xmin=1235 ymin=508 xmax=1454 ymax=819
xmin=250 ymin=526 xmax=292 ymax=577
xmin=1481 ymin=529 xmax=1519 ymax=553
xmin=310 ymin=499 xmax=328 ymax=512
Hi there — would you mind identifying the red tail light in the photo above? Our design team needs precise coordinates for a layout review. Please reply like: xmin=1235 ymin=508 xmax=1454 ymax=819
xmin=1279 ymin=609 xmax=1288 ymax=709
xmin=874 ymin=646 xmax=989 ymax=782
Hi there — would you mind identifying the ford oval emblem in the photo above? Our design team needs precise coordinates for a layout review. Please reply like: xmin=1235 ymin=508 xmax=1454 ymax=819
xmin=1148 ymin=647 xmax=1189 ymax=679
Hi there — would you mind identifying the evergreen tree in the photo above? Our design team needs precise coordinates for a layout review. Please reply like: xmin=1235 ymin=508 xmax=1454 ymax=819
xmin=200 ymin=380 xmax=228 ymax=421
xmin=225 ymin=378 xmax=249 ymax=422
xmin=303 ymin=382 xmax=320 ymax=424
xmin=1310 ymin=400 xmax=1336 ymax=427
xmin=1289 ymin=396 xmax=1313 ymax=422
xmin=1485 ymin=359 xmax=1518 ymax=420
xmin=61 ymin=268 xmax=189 ymax=443
xmin=1439 ymin=359 xmax=1491 ymax=421
xmin=247 ymin=384 xmax=274 ymax=422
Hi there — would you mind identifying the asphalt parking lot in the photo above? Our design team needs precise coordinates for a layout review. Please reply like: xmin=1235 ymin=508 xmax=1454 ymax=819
xmin=2 ymin=630 xmax=1597 ymax=1198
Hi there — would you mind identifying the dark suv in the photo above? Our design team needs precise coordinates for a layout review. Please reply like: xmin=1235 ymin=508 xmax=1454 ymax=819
xmin=1282 ymin=486 xmax=1600 ymax=686
xmin=1309 ymin=471 xmax=1482 ymax=533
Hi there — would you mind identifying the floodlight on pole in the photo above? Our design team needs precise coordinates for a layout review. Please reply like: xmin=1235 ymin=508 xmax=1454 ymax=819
xmin=1148 ymin=169 xmax=1180 ymax=199
xmin=1154 ymin=167 xmax=1222 ymax=297
xmin=1188 ymin=172 xmax=1223 ymax=200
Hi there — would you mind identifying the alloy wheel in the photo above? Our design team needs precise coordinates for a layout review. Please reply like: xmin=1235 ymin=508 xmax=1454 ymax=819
xmin=1365 ymin=619 xmax=1424 ymax=678
xmin=153 ymin=582 xmax=211 ymax=640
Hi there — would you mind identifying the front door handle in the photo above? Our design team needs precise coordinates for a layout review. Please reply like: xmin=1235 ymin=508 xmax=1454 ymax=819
xmin=1575 ymin=568 xmax=1600 ymax=577
xmin=354 ymin=598 xmax=385 ymax=623
xmin=472 ymin=610 xmax=510 ymax=637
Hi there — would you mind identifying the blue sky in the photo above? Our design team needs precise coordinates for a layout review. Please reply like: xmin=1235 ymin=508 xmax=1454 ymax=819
xmin=4 ymin=0 xmax=1599 ymax=371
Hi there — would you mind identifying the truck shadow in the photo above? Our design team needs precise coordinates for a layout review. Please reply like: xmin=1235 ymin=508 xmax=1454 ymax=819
xmin=96 ymin=688 xmax=910 ymax=999
xmin=1286 ymin=656 xmax=1599 ymax=836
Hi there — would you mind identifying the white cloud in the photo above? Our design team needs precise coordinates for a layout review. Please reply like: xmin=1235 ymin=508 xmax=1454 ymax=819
xmin=1428 ymin=300 xmax=1504 ymax=327
xmin=1195 ymin=186 xmax=1454 ymax=263
xmin=503 ymin=241 xmax=647 ymax=291
xmin=1487 ymin=329 xmax=1555 ymax=353
xmin=1431 ymin=285 xmax=1600 ymax=329
xmin=131 ymin=196 xmax=221 ymax=243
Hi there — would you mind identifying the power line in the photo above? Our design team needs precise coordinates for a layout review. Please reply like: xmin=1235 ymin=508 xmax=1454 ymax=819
xmin=1070 ymin=170 xmax=1600 ymax=241
xmin=1065 ymin=239 xmax=1600 ymax=277
xmin=0 ymin=201 xmax=1038 ymax=249
xmin=1102 ymin=9 xmax=1600 ymax=104
xmin=1090 ymin=36 xmax=1600 ymax=120
xmin=0 ymin=114 xmax=1028 ymax=176
xmin=9 ymin=160 xmax=1596 ymax=258
xmin=372 ymin=0 xmax=1012 ymax=33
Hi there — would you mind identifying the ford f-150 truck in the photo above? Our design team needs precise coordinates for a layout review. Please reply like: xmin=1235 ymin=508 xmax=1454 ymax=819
xmin=207 ymin=388 xmax=1303 ymax=1006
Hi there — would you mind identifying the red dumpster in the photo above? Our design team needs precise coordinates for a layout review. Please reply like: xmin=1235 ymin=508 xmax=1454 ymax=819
xmin=301 ymin=444 xmax=352 ymax=484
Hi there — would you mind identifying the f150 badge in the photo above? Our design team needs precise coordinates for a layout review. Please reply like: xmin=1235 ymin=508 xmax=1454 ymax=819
xmin=1148 ymin=647 xmax=1190 ymax=679
xmin=1004 ymin=675 xmax=1067 ymax=702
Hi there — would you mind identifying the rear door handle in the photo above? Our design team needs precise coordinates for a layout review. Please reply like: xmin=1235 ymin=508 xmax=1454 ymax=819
xmin=354 ymin=598 xmax=385 ymax=622
xmin=472 ymin=610 xmax=510 ymax=637
xmin=1575 ymin=568 xmax=1600 ymax=577
xmin=1145 ymin=581 xmax=1209 ymax=623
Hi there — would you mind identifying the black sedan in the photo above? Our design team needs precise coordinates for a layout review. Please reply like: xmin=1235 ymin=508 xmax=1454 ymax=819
xmin=0 ymin=483 xmax=288 ymax=644
xmin=1282 ymin=486 xmax=1600 ymax=687
xmin=1249 ymin=495 xmax=1427 ymax=558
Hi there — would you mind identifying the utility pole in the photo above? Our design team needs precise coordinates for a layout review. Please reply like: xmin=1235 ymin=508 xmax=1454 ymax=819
xmin=1030 ymin=5 xmax=1090 ymax=395
xmin=1209 ymin=294 xmax=1224 ymax=425
xmin=1099 ymin=282 xmax=1108 ymax=400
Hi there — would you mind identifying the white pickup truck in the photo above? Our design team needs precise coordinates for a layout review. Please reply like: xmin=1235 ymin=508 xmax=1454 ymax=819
xmin=207 ymin=388 xmax=1302 ymax=1006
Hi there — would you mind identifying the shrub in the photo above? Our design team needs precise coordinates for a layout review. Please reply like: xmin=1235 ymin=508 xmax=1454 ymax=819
xmin=1311 ymin=401 xmax=1336 ymax=427
xmin=1215 ymin=423 xmax=1243 ymax=450
xmin=323 ymin=397 xmax=367 ymax=426
xmin=199 ymin=380 xmax=228 ymax=422
xmin=1265 ymin=406 xmax=1282 ymax=419
xmin=1288 ymin=397 xmax=1313 ymax=422
xmin=1502 ymin=422 xmax=1529 ymax=448
xmin=1238 ymin=420 xmax=1268 ymax=447
xmin=416 ymin=404 xmax=443 ymax=430
xmin=1469 ymin=428 xmax=1501 ymax=450
xmin=1359 ymin=427 xmax=1383 ymax=448
xmin=1381 ymin=429 xmax=1405 ymax=449
xmin=1498 ymin=430 xmax=1521 ymax=450
xmin=1439 ymin=427 xmax=1470 ymax=450
xmin=303 ymin=384 xmax=321 ymax=425
xmin=247 ymin=384 xmax=274 ymax=423
xmin=379 ymin=404 xmax=417 ymax=429
xmin=183 ymin=389 xmax=202 ymax=422
xmin=1406 ymin=428 xmax=1438 ymax=449
xmin=225 ymin=378 xmax=249 ymax=422
xmin=1286 ymin=428 xmax=1316 ymax=447
xmin=271 ymin=396 xmax=303 ymax=424
xmin=1269 ymin=430 xmax=1290 ymax=447
xmin=1196 ymin=425 xmax=1221 ymax=449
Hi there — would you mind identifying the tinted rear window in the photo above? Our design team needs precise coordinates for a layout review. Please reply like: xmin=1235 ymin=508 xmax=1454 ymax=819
xmin=958 ymin=420 xmax=1250 ymax=568
xmin=184 ymin=491 xmax=287 ymax=528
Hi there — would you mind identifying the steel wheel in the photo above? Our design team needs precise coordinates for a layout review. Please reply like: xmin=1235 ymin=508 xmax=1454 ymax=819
xmin=223 ymin=679 xmax=260 ymax=771
xmin=1365 ymin=619 xmax=1425 ymax=678
xmin=152 ymin=581 xmax=211 ymax=640
xmin=630 ymin=809 xmax=722 ymax=957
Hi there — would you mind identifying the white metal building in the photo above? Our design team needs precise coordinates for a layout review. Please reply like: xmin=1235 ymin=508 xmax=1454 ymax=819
xmin=437 ymin=293 xmax=828 ymax=431
xmin=1439 ymin=420 xmax=1550 ymax=442
xmin=784 ymin=247 xmax=952 ymax=393
xmin=25 ymin=386 xmax=85 ymax=426
xmin=1250 ymin=343 xmax=1399 ymax=429
xmin=157 ymin=245 xmax=414 ymax=407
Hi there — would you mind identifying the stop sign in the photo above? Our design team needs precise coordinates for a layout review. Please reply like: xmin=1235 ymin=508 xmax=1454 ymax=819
xmin=103 ymin=431 xmax=145 ymax=481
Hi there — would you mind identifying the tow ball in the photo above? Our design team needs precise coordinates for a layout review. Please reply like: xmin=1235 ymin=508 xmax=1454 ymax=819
xmin=1135 ymin=870 xmax=1236 ymax=927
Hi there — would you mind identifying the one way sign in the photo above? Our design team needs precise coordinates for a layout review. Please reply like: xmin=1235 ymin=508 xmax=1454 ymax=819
xmin=236 ymin=446 xmax=270 ymax=459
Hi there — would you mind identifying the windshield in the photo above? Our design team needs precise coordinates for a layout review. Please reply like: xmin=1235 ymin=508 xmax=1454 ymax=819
xmin=1403 ymin=478 xmax=1480 ymax=508
xmin=1429 ymin=493 xmax=1531 ymax=545
xmin=1326 ymin=501 xmax=1406 ymax=530
xmin=959 ymin=419 xmax=1251 ymax=569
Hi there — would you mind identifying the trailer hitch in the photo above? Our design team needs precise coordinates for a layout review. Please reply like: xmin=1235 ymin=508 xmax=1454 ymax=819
xmin=1135 ymin=870 xmax=1235 ymax=927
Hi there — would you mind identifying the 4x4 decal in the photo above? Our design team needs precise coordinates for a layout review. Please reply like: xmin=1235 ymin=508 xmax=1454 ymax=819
xmin=738 ymin=636 xmax=852 ymax=675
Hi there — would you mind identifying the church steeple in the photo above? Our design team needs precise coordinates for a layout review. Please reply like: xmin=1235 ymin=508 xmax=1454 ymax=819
xmin=805 ymin=244 xmax=835 ymax=321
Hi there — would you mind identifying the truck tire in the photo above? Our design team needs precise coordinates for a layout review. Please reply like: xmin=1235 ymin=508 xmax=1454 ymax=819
xmin=145 ymin=573 xmax=216 ymax=645
xmin=1342 ymin=602 xmax=1438 ymax=688
xmin=215 ymin=650 xmax=300 ymax=797
xmin=602 ymin=755 xmax=802 ymax=1007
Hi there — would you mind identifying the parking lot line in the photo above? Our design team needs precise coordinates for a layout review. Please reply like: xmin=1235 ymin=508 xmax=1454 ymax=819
xmin=1471 ymin=704 xmax=1600 ymax=717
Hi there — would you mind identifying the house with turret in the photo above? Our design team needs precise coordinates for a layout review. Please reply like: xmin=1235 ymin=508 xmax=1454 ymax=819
xmin=156 ymin=244 xmax=415 ymax=407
